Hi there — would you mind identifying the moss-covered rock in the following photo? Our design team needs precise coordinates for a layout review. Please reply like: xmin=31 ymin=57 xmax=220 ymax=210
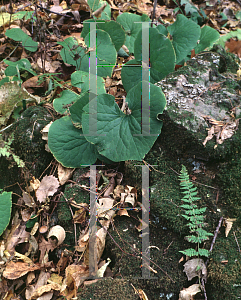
xmin=0 ymin=106 xmax=53 ymax=192
xmin=77 ymin=278 xmax=139 ymax=300
xmin=216 ymin=156 xmax=241 ymax=225
xmin=207 ymin=230 xmax=241 ymax=300
xmin=156 ymin=46 xmax=241 ymax=161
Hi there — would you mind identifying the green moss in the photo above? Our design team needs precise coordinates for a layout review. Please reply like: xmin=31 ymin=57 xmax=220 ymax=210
xmin=103 ymin=213 xmax=185 ymax=298
xmin=216 ymin=160 xmax=241 ymax=224
xmin=77 ymin=278 xmax=139 ymax=300
xmin=212 ymin=45 xmax=240 ymax=74
xmin=224 ymin=79 xmax=240 ymax=93
xmin=0 ymin=106 xmax=53 ymax=192
xmin=207 ymin=230 xmax=241 ymax=300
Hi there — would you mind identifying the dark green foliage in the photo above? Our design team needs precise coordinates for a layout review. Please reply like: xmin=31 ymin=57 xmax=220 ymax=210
xmin=0 ymin=189 xmax=12 ymax=236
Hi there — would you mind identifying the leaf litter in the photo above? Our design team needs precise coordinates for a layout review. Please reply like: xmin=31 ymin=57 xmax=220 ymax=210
xmin=0 ymin=0 xmax=241 ymax=298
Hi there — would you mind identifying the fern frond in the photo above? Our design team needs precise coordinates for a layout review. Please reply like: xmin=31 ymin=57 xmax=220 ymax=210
xmin=178 ymin=165 xmax=213 ymax=259
xmin=179 ymin=248 xmax=199 ymax=257
xmin=197 ymin=248 xmax=210 ymax=257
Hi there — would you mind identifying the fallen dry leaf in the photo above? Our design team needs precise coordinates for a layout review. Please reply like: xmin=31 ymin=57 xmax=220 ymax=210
xmin=22 ymin=76 xmax=45 ymax=93
xmin=58 ymin=163 xmax=74 ymax=185
xmin=60 ymin=264 xmax=89 ymax=299
xmin=117 ymin=209 xmax=129 ymax=217
xmin=96 ymin=257 xmax=111 ymax=277
xmin=30 ymin=177 xmax=41 ymax=191
xmin=97 ymin=197 xmax=115 ymax=219
xmin=27 ymin=272 xmax=35 ymax=285
xmin=73 ymin=203 xmax=88 ymax=224
xmin=26 ymin=270 xmax=50 ymax=299
xmin=6 ymin=223 xmax=30 ymax=254
xmin=202 ymin=115 xmax=239 ymax=146
xmin=83 ymin=227 xmax=107 ymax=268
xmin=20 ymin=208 xmax=32 ymax=222
xmin=41 ymin=122 xmax=53 ymax=142
xmin=138 ymin=288 xmax=149 ymax=300
xmin=3 ymin=261 xmax=40 ymax=280
xmin=237 ymin=69 xmax=241 ymax=80
xmin=38 ymin=235 xmax=58 ymax=264
xmin=14 ymin=251 xmax=34 ymax=264
xmin=37 ymin=58 xmax=62 ymax=73
xmin=36 ymin=175 xmax=60 ymax=203
xmin=29 ymin=286 xmax=54 ymax=300
xmin=179 ymin=284 xmax=201 ymax=300
xmin=224 ymin=218 xmax=236 ymax=237
xmin=113 ymin=185 xmax=125 ymax=199
xmin=183 ymin=258 xmax=207 ymax=281
xmin=22 ymin=192 xmax=35 ymax=208
xmin=225 ymin=38 xmax=241 ymax=57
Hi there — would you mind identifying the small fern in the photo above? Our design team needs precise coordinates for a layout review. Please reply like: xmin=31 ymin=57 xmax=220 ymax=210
xmin=178 ymin=165 xmax=213 ymax=258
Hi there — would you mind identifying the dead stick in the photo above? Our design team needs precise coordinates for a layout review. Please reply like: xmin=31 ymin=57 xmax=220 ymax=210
xmin=151 ymin=0 xmax=158 ymax=27
xmin=195 ymin=216 xmax=223 ymax=297
xmin=205 ymin=216 xmax=223 ymax=266
xmin=201 ymin=278 xmax=208 ymax=300
xmin=233 ymin=231 xmax=241 ymax=253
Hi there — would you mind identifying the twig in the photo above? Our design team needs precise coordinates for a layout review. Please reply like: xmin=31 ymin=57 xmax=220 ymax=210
xmin=151 ymin=0 xmax=158 ymax=27
xmin=205 ymin=216 xmax=223 ymax=266
xmin=163 ymin=241 xmax=173 ymax=255
xmin=36 ymin=4 xmax=75 ymax=19
xmin=67 ymin=179 xmax=92 ymax=194
xmin=0 ymin=44 xmax=19 ymax=64
xmin=233 ymin=231 xmax=241 ymax=253
xmin=39 ymin=159 xmax=55 ymax=180
xmin=235 ymin=0 xmax=241 ymax=7
xmin=142 ymin=159 xmax=165 ymax=174
xmin=201 ymin=278 xmax=208 ymax=300
xmin=194 ymin=217 xmax=223 ymax=296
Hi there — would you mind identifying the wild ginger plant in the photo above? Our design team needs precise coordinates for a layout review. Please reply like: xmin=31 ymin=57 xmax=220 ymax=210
xmin=178 ymin=165 xmax=213 ymax=258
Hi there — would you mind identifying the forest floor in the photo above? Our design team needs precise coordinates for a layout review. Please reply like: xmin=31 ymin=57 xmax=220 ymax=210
xmin=0 ymin=0 xmax=241 ymax=299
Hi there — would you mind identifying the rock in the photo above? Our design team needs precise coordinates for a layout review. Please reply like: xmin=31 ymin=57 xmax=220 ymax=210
xmin=156 ymin=48 xmax=241 ymax=159
xmin=0 ymin=106 xmax=53 ymax=192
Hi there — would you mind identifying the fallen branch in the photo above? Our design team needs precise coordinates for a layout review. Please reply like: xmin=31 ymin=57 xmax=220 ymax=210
xmin=206 ymin=216 xmax=223 ymax=264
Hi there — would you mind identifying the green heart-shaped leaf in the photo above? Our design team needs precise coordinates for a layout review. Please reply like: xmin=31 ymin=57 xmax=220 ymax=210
xmin=121 ymin=27 xmax=175 ymax=92
xmin=167 ymin=14 xmax=201 ymax=64
xmin=116 ymin=13 xmax=150 ymax=53
xmin=194 ymin=26 xmax=220 ymax=54
xmin=48 ymin=116 xmax=98 ymax=167
xmin=82 ymin=82 xmax=166 ymax=161
xmin=5 ymin=28 xmax=38 ymax=52
xmin=59 ymin=37 xmax=85 ymax=69
xmin=80 ymin=29 xmax=117 ymax=78
xmin=71 ymin=71 xmax=106 ymax=95
xmin=156 ymin=24 xmax=168 ymax=36
xmin=53 ymin=71 xmax=105 ymax=114
xmin=121 ymin=59 xmax=142 ymax=93
xmin=69 ymin=92 xmax=92 ymax=128
xmin=81 ymin=19 xmax=125 ymax=51
xmin=53 ymin=90 xmax=80 ymax=114
xmin=4 ymin=58 xmax=37 ymax=76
